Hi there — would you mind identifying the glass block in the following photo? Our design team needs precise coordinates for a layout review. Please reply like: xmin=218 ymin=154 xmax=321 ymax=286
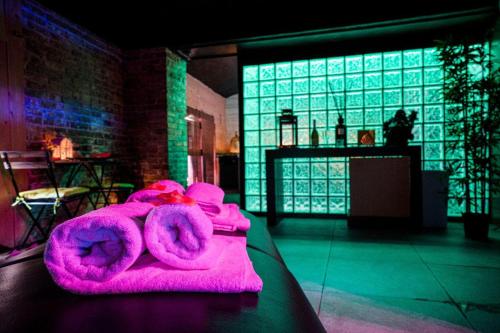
xmin=294 ymin=180 xmax=310 ymax=195
xmin=283 ymin=196 xmax=294 ymax=213
xmin=293 ymin=95 xmax=309 ymax=111
xmin=245 ymin=163 xmax=260 ymax=179
xmin=312 ymin=180 xmax=327 ymax=195
xmin=383 ymin=52 xmax=402 ymax=70
xmin=424 ymin=105 xmax=444 ymax=122
xmin=327 ymin=58 xmax=344 ymax=75
xmin=424 ymin=142 xmax=444 ymax=160
xmin=246 ymin=196 xmax=261 ymax=212
xmin=244 ymin=99 xmax=259 ymax=114
xmin=260 ymin=163 xmax=267 ymax=178
xmin=447 ymin=198 xmax=464 ymax=217
xmin=311 ymin=162 xmax=327 ymax=179
xmin=276 ymin=79 xmax=292 ymax=96
xmin=276 ymin=62 xmax=292 ymax=79
xmin=384 ymin=89 xmax=402 ymax=106
xmin=403 ymin=69 xmax=422 ymax=86
xmin=383 ymin=107 xmax=399 ymax=122
xmin=329 ymin=180 xmax=345 ymax=195
xmin=327 ymin=76 xmax=344 ymax=92
xmin=329 ymin=196 xmax=346 ymax=214
xmin=446 ymin=145 xmax=465 ymax=160
xmin=260 ymin=114 xmax=276 ymax=130
xmin=311 ymin=197 xmax=328 ymax=213
xmin=293 ymin=60 xmax=309 ymax=77
xmin=261 ymin=197 xmax=267 ymax=211
xmin=260 ymin=147 xmax=271 ymax=162
xmin=293 ymin=78 xmax=309 ymax=94
xmin=294 ymin=163 xmax=310 ymax=179
xmin=347 ymin=127 xmax=362 ymax=145
xmin=328 ymin=93 xmax=345 ymax=110
xmin=364 ymin=54 xmax=382 ymax=71
xmin=373 ymin=126 xmax=383 ymax=144
xmin=245 ymin=147 xmax=259 ymax=163
xmin=346 ymin=74 xmax=363 ymax=90
xmin=346 ymin=92 xmax=363 ymax=108
xmin=243 ymin=66 xmax=259 ymax=82
xmin=365 ymin=108 xmax=382 ymax=125
xmin=424 ymin=123 xmax=443 ymax=141
xmin=243 ymin=83 xmax=258 ymax=98
xmin=424 ymin=67 xmax=443 ymax=85
xmin=409 ymin=106 xmax=422 ymax=123
xmin=424 ymin=161 xmax=444 ymax=171
xmin=403 ymin=50 xmax=422 ymax=68
xmin=346 ymin=55 xmax=363 ymax=73
xmin=424 ymin=48 xmax=441 ymax=66
xmin=259 ymin=64 xmax=275 ymax=80
xmin=244 ymin=131 xmax=259 ymax=147
xmin=298 ymin=129 xmax=309 ymax=145
xmin=294 ymin=197 xmax=311 ymax=213
xmin=245 ymin=180 xmax=260 ymax=195
xmin=277 ymin=96 xmax=292 ymax=111
xmin=383 ymin=71 xmax=402 ymax=88
xmin=329 ymin=162 xmax=346 ymax=178
xmin=365 ymin=91 xmax=382 ymax=107
xmin=346 ymin=109 xmax=363 ymax=126
xmin=310 ymin=77 xmax=327 ymax=93
xmin=424 ymin=87 xmax=443 ymax=104
xmin=310 ymin=59 xmax=327 ymax=76
xmin=281 ymin=163 xmax=293 ymax=178
xmin=311 ymin=111 xmax=327 ymax=128
xmin=365 ymin=72 xmax=382 ymax=89
xmin=404 ymin=88 xmax=422 ymax=105
xmin=310 ymin=94 xmax=327 ymax=110
xmin=260 ymin=81 xmax=275 ymax=97
xmin=412 ymin=124 xmax=422 ymax=142
xmin=261 ymin=180 xmax=267 ymax=195
xmin=295 ymin=112 xmax=309 ymax=129
xmin=282 ymin=180 xmax=293 ymax=195
xmin=260 ymin=98 xmax=275 ymax=113
xmin=244 ymin=115 xmax=259 ymax=130
xmin=261 ymin=130 xmax=276 ymax=146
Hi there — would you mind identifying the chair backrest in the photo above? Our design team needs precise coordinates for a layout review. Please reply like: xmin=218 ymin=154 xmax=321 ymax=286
xmin=0 ymin=151 xmax=55 ymax=197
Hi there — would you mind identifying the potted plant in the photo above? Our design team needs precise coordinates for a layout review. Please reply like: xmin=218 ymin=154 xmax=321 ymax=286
xmin=437 ymin=34 xmax=500 ymax=240
xmin=383 ymin=109 xmax=418 ymax=146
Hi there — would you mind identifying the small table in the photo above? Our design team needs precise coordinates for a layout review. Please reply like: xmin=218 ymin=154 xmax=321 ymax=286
xmin=265 ymin=146 xmax=422 ymax=227
xmin=54 ymin=157 xmax=116 ymax=206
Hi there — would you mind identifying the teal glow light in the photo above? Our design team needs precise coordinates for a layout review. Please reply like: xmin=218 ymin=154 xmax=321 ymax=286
xmin=242 ymin=47 xmax=484 ymax=216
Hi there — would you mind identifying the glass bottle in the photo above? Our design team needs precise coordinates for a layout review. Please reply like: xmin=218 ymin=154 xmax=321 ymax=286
xmin=311 ymin=119 xmax=319 ymax=147
xmin=335 ymin=114 xmax=347 ymax=147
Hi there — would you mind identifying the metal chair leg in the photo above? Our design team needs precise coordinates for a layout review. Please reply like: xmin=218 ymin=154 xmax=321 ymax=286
xmin=19 ymin=205 xmax=47 ymax=248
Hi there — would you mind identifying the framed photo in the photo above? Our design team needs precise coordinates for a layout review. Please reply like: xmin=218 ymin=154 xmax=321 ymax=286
xmin=358 ymin=130 xmax=375 ymax=145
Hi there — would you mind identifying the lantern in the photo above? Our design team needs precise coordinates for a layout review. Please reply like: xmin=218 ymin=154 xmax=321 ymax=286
xmin=278 ymin=109 xmax=298 ymax=148
xmin=51 ymin=136 xmax=74 ymax=160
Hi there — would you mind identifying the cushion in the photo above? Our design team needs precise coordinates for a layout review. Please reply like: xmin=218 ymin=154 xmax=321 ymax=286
xmin=20 ymin=187 xmax=89 ymax=200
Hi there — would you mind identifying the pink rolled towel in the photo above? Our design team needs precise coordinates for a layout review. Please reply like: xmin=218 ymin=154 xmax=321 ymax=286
xmin=45 ymin=234 xmax=263 ymax=295
xmin=144 ymin=203 xmax=221 ymax=270
xmin=185 ymin=182 xmax=251 ymax=232
xmin=44 ymin=202 xmax=154 ymax=284
xmin=126 ymin=180 xmax=184 ymax=205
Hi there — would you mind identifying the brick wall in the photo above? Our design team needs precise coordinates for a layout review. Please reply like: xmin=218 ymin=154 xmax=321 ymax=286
xmin=186 ymin=74 xmax=228 ymax=152
xmin=21 ymin=0 xmax=127 ymax=158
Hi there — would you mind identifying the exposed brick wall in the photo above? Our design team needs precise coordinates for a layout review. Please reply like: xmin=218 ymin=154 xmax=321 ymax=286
xmin=186 ymin=74 xmax=228 ymax=152
xmin=167 ymin=50 xmax=188 ymax=187
xmin=21 ymin=0 xmax=127 ymax=158
xmin=124 ymin=48 xmax=168 ymax=187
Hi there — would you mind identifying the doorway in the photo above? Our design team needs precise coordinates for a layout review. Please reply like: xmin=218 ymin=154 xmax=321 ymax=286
xmin=186 ymin=107 xmax=215 ymax=185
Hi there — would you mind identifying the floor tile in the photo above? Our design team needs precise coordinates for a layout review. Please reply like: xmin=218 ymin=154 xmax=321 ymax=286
xmin=464 ymin=306 xmax=500 ymax=333
xmin=303 ymin=290 xmax=322 ymax=314
xmin=331 ymin=241 xmax=422 ymax=264
xmin=282 ymin=255 xmax=329 ymax=292
xmin=429 ymin=264 xmax=500 ymax=304
xmin=319 ymin=288 xmax=473 ymax=333
xmin=324 ymin=258 xmax=449 ymax=300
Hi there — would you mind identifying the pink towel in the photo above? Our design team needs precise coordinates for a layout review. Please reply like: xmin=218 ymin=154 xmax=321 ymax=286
xmin=126 ymin=180 xmax=184 ymax=205
xmin=44 ymin=202 xmax=154 ymax=283
xmin=185 ymin=183 xmax=251 ymax=232
xmin=46 ymin=234 xmax=263 ymax=295
xmin=144 ymin=203 xmax=218 ymax=270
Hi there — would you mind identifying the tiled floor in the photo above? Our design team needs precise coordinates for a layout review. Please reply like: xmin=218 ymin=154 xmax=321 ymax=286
xmin=270 ymin=218 xmax=500 ymax=333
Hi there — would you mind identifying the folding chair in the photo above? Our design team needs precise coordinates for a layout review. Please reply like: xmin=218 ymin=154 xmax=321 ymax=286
xmin=1 ymin=151 xmax=90 ymax=248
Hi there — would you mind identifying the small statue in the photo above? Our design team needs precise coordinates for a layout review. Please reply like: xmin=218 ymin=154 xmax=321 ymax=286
xmin=383 ymin=109 xmax=418 ymax=146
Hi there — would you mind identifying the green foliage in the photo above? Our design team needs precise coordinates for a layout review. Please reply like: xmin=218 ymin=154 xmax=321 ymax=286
xmin=438 ymin=35 xmax=500 ymax=215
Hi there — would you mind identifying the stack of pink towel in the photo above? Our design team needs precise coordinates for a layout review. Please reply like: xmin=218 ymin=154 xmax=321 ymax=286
xmin=44 ymin=180 xmax=262 ymax=295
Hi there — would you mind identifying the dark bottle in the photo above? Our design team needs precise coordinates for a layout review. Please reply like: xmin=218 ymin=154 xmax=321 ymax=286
xmin=311 ymin=119 xmax=319 ymax=147
xmin=335 ymin=114 xmax=347 ymax=147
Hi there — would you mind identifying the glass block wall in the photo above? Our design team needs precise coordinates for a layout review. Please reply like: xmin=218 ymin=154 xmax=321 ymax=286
xmin=242 ymin=47 xmax=475 ymax=216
